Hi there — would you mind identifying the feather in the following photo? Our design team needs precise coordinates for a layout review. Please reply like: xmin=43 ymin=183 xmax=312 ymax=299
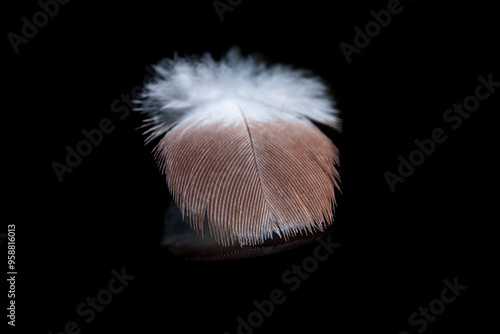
xmin=136 ymin=48 xmax=341 ymax=248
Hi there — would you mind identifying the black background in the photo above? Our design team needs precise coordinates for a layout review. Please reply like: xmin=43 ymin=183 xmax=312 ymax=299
xmin=4 ymin=0 xmax=498 ymax=333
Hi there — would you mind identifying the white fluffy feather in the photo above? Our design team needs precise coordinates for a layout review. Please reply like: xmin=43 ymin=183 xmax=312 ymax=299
xmin=136 ymin=48 xmax=340 ymax=140
xmin=135 ymin=48 xmax=342 ymax=249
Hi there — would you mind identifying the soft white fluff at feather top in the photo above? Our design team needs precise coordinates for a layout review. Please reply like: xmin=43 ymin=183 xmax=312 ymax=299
xmin=137 ymin=48 xmax=340 ymax=136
